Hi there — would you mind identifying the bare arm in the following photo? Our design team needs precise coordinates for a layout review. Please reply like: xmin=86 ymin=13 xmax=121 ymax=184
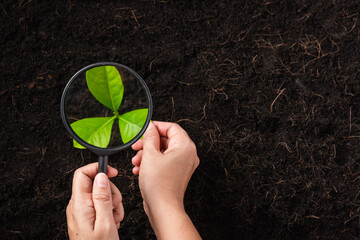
xmin=132 ymin=121 xmax=201 ymax=240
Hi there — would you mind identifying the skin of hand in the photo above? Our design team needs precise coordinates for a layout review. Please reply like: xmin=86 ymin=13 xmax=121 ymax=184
xmin=131 ymin=121 xmax=201 ymax=239
xmin=66 ymin=163 xmax=124 ymax=240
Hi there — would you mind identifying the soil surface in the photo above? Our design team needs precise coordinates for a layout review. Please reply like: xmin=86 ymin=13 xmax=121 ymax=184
xmin=1 ymin=0 xmax=360 ymax=239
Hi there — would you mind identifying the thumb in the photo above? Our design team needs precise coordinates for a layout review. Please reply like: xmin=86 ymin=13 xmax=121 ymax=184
xmin=92 ymin=173 xmax=114 ymax=228
xmin=143 ymin=122 xmax=160 ymax=152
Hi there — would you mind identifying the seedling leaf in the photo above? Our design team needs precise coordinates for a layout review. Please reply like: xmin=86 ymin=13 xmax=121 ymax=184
xmin=118 ymin=108 xmax=148 ymax=143
xmin=71 ymin=116 xmax=116 ymax=149
xmin=86 ymin=66 xmax=124 ymax=111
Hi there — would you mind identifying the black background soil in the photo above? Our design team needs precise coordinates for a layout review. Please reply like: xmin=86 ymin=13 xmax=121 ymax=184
xmin=1 ymin=0 xmax=360 ymax=239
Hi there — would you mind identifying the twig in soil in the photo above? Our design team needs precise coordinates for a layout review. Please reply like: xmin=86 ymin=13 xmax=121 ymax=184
xmin=251 ymin=54 xmax=258 ymax=70
xmin=171 ymin=97 xmax=174 ymax=120
xmin=80 ymin=151 xmax=84 ymax=165
xmin=130 ymin=10 xmax=140 ymax=27
xmin=213 ymin=87 xmax=229 ymax=100
xmin=254 ymin=38 xmax=284 ymax=51
xmin=176 ymin=103 xmax=207 ymax=123
xmin=339 ymin=13 xmax=358 ymax=36
xmin=296 ymin=13 xmax=310 ymax=22
xmin=331 ymin=183 xmax=338 ymax=193
xmin=115 ymin=7 xmax=133 ymax=10
xmin=292 ymin=36 xmax=340 ymax=74
xmin=36 ymin=147 xmax=47 ymax=166
xmin=65 ymin=167 xmax=77 ymax=175
xmin=176 ymin=80 xmax=197 ymax=86
xmin=11 ymin=95 xmax=23 ymax=121
xmin=202 ymin=55 xmax=209 ymax=65
xmin=224 ymin=58 xmax=236 ymax=66
xmin=278 ymin=57 xmax=296 ymax=75
xmin=278 ymin=142 xmax=292 ymax=153
xmin=236 ymin=132 xmax=257 ymax=145
xmin=19 ymin=0 xmax=33 ymax=7
xmin=149 ymin=59 xmax=157 ymax=71
xmin=220 ymin=33 xmax=232 ymax=46
xmin=0 ymin=3 xmax=8 ymax=17
xmin=236 ymin=24 xmax=253 ymax=41
xmin=344 ymin=215 xmax=360 ymax=225
xmin=270 ymin=88 xmax=285 ymax=113
xmin=67 ymin=116 xmax=80 ymax=121
xmin=345 ymin=136 xmax=360 ymax=139
xmin=200 ymin=51 xmax=218 ymax=61
xmin=264 ymin=1 xmax=275 ymax=15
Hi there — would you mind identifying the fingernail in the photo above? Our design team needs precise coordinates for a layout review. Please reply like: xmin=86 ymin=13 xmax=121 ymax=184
xmin=95 ymin=173 xmax=109 ymax=188
xmin=146 ymin=122 xmax=154 ymax=131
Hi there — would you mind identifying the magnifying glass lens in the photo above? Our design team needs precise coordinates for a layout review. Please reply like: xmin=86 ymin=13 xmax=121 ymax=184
xmin=63 ymin=64 xmax=150 ymax=150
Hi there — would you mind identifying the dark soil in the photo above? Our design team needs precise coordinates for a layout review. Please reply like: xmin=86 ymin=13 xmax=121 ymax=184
xmin=1 ymin=0 xmax=360 ymax=239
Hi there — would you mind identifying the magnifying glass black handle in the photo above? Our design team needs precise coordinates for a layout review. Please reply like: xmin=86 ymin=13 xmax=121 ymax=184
xmin=98 ymin=155 xmax=108 ymax=174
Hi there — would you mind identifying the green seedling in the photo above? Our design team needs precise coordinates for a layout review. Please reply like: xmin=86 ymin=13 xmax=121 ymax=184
xmin=71 ymin=66 xmax=148 ymax=148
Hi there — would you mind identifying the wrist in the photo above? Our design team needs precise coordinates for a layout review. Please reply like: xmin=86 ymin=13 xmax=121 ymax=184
xmin=144 ymin=196 xmax=186 ymax=233
xmin=143 ymin=188 xmax=184 ymax=212
xmin=147 ymin=202 xmax=190 ymax=239
xmin=145 ymin=194 xmax=185 ymax=218
xmin=144 ymin=198 xmax=201 ymax=240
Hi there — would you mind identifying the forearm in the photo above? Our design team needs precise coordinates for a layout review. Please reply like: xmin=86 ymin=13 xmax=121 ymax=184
xmin=146 ymin=199 xmax=201 ymax=240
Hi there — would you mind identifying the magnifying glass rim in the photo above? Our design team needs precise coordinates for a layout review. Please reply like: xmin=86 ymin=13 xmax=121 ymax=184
xmin=60 ymin=62 xmax=153 ymax=156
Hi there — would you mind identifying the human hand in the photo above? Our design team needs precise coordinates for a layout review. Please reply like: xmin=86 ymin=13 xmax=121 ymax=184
xmin=131 ymin=121 xmax=201 ymax=239
xmin=66 ymin=163 xmax=124 ymax=240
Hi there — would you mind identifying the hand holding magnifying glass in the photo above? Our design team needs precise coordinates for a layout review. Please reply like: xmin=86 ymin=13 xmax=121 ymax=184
xmin=60 ymin=62 xmax=153 ymax=173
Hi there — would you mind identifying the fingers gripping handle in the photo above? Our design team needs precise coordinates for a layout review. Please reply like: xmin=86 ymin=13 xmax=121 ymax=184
xmin=98 ymin=155 xmax=108 ymax=174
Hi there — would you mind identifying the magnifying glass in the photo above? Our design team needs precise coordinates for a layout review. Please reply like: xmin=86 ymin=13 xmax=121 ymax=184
xmin=60 ymin=62 xmax=153 ymax=174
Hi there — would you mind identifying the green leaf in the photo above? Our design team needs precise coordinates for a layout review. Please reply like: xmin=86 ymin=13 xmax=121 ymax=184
xmin=86 ymin=66 xmax=124 ymax=111
xmin=70 ymin=116 xmax=116 ymax=149
xmin=118 ymin=108 xmax=148 ymax=143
